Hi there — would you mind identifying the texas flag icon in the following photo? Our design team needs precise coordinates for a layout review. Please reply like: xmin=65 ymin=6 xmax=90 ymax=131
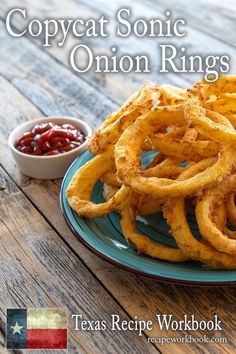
xmin=6 ymin=308 xmax=68 ymax=349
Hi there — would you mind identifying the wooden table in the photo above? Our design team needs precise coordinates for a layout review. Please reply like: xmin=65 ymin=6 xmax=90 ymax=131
xmin=0 ymin=1 xmax=236 ymax=353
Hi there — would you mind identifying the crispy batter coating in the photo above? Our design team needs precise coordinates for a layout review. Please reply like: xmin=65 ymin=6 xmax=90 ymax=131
xmin=67 ymin=76 xmax=236 ymax=268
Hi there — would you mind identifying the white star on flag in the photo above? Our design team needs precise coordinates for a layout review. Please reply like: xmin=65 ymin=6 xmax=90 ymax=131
xmin=11 ymin=321 xmax=24 ymax=335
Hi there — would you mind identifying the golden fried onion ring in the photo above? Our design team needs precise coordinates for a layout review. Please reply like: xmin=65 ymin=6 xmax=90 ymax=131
xmin=163 ymin=161 xmax=236 ymax=269
xmin=67 ymin=150 xmax=186 ymax=218
xmin=184 ymin=98 xmax=236 ymax=144
xmin=103 ymin=157 xmax=185 ymax=215
xmin=88 ymin=84 xmax=161 ymax=154
xmin=226 ymin=193 xmax=236 ymax=228
xmin=103 ymin=182 xmax=163 ymax=216
xmin=120 ymin=194 xmax=189 ymax=262
xmin=196 ymin=175 xmax=236 ymax=255
xmin=145 ymin=135 xmax=220 ymax=162
xmin=212 ymin=202 xmax=236 ymax=240
xmin=67 ymin=150 xmax=132 ymax=217
xmin=193 ymin=76 xmax=236 ymax=100
xmin=115 ymin=105 xmax=236 ymax=197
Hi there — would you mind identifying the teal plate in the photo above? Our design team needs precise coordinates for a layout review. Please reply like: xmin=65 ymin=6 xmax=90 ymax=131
xmin=60 ymin=151 xmax=236 ymax=286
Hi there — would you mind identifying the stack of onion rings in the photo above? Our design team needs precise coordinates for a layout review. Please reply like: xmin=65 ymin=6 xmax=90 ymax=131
xmin=67 ymin=76 xmax=236 ymax=269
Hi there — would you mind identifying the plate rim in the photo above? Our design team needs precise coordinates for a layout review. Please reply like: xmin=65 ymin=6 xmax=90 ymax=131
xmin=60 ymin=151 xmax=236 ymax=287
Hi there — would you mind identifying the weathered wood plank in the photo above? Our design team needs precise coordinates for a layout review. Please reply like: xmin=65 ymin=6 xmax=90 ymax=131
xmin=1 ymin=0 xmax=236 ymax=103
xmin=0 ymin=166 xmax=157 ymax=354
xmin=79 ymin=0 xmax=236 ymax=55
xmin=0 ymin=0 xmax=236 ymax=106
xmin=0 ymin=0 xmax=236 ymax=110
xmin=0 ymin=330 xmax=9 ymax=354
xmin=0 ymin=22 xmax=115 ymax=128
xmin=0 ymin=64 xmax=235 ymax=353
xmin=0 ymin=1 xmax=190 ymax=104
xmin=0 ymin=0 xmax=236 ymax=100
xmin=143 ymin=0 xmax=236 ymax=48
xmin=62 ymin=0 xmax=236 ymax=66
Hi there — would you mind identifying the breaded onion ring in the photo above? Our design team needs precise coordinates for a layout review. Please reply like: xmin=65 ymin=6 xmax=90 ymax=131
xmin=213 ymin=203 xmax=236 ymax=240
xmin=120 ymin=195 xmax=189 ymax=262
xmin=115 ymin=105 xmax=236 ymax=197
xmin=159 ymin=84 xmax=187 ymax=105
xmin=192 ymin=76 xmax=236 ymax=100
xmin=163 ymin=162 xmax=236 ymax=269
xmin=88 ymin=84 xmax=161 ymax=154
xmin=184 ymin=98 xmax=236 ymax=144
xmin=102 ymin=156 xmax=185 ymax=186
xmin=67 ymin=150 xmax=132 ymax=217
xmin=103 ymin=183 xmax=163 ymax=216
xmin=145 ymin=135 xmax=220 ymax=162
xmin=226 ymin=193 xmax=236 ymax=228
xmin=196 ymin=175 xmax=236 ymax=255
xmin=103 ymin=157 xmax=185 ymax=215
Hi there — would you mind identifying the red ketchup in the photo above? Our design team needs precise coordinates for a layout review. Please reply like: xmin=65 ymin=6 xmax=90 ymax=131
xmin=15 ymin=122 xmax=86 ymax=156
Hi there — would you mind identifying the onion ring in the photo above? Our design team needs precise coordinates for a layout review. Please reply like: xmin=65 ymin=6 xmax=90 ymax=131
xmin=184 ymin=98 xmax=236 ymax=144
xmin=213 ymin=203 xmax=236 ymax=240
xmin=120 ymin=195 xmax=189 ymax=262
xmin=163 ymin=162 xmax=236 ymax=269
xmin=66 ymin=150 xmax=132 ymax=217
xmin=159 ymin=84 xmax=187 ymax=105
xmin=88 ymin=84 xmax=161 ymax=154
xmin=115 ymin=105 xmax=236 ymax=197
xmin=145 ymin=135 xmax=220 ymax=162
xmin=196 ymin=175 xmax=236 ymax=255
xmin=192 ymin=76 xmax=236 ymax=100
xmin=226 ymin=193 xmax=236 ymax=228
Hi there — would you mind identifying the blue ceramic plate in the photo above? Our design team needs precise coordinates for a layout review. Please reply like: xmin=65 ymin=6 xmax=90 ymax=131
xmin=60 ymin=151 xmax=236 ymax=285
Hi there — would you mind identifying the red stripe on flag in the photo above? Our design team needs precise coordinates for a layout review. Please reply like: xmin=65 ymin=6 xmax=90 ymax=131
xmin=27 ymin=329 xmax=67 ymax=349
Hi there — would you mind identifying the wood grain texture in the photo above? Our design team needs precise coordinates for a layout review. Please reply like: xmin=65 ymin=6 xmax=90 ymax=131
xmin=0 ymin=48 xmax=236 ymax=354
xmin=144 ymin=0 xmax=236 ymax=48
xmin=0 ymin=0 xmax=189 ymax=103
xmin=1 ymin=0 xmax=236 ymax=103
xmin=0 ymin=21 xmax=115 ymax=128
xmin=0 ymin=164 xmax=157 ymax=354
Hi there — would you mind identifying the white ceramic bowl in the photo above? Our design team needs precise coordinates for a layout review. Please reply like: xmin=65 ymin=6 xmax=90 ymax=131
xmin=8 ymin=116 xmax=92 ymax=179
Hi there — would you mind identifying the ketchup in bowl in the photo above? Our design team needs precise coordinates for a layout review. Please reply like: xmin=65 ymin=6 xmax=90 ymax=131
xmin=15 ymin=122 xmax=86 ymax=156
